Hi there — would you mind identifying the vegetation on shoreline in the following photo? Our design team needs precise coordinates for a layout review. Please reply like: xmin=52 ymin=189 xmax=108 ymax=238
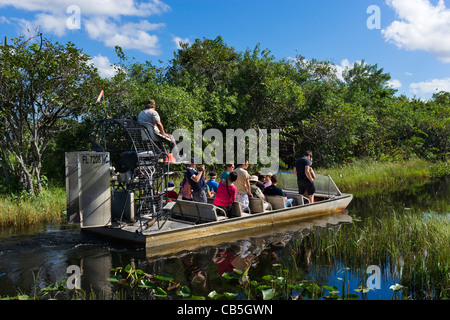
xmin=0 ymin=186 xmax=65 ymax=229
xmin=324 ymin=158 xmax=450 ymax=193
xmin=1 ymin=34 xmax=449 ymax=195
xmin=0 ymin=158 xmax=448 ymax=229
xmin=0 ymin=262 xmax=410 ymax=301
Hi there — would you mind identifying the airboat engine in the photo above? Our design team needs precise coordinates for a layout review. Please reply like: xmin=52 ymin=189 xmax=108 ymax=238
xmin=65 ymin=118 xmax=173 ymax=231
xmin=65 ymin=151 xmax=112 ymax=228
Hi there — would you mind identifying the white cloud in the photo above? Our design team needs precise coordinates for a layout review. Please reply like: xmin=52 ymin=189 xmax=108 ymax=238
xmin=89 ymin=54 xmax=119 ymax=79
xmin=0 ymin=16 xmax=10 ymax=24
xmin=172 ymin=36 xmax=189 ymax=49
xmin=333 ymin=59 xmax=361 ymax=82
xmin=34 ymin=13 xmax=67 ymax=37
xmin=334 ymin=58 xmax=351 ymax=81
xmin=0 ymin=0 xmax=171 ymax=55
xmin=388 ymin=79 xmax=402 ymax=89
xmin=84 ymin=17 xmax=164 ymax=55
xmin=0 ymin=0 xmax=170 ymax=17
xmin=410 ymin=77 xmax=450 ymax=94
xmin=382 ymin=0 xmax=450 ymax=63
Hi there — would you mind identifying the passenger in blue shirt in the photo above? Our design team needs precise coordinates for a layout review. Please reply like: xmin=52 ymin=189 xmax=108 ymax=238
xmin=206 ymin=172 xmax=219 ymax=194
xmin=263 ymin=174 xmax=294 ymax=207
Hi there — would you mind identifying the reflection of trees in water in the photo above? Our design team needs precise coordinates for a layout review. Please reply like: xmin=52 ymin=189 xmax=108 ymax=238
xmin=133 ymin=215 xmax=352 ymax=298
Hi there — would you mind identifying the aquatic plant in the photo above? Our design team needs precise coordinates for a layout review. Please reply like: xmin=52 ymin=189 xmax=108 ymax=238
xmin=105 ymin=263 xmax=379 ymax=300
xmin=296 ymin=209 xmax=449 ymax=299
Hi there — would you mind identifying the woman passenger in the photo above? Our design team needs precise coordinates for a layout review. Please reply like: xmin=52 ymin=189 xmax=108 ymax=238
xmin=214 ymin=171 xmax=238 ymax=218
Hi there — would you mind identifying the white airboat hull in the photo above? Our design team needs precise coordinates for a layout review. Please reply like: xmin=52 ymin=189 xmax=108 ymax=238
xmin=83 ymin=193 xmax=353 ymax=258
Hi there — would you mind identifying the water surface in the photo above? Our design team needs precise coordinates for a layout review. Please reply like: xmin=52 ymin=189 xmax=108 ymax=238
xmin=0 ymin=175 xmax=448 ymax=299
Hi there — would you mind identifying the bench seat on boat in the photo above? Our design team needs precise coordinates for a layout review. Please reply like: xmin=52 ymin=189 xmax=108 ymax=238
xmin=231 ymin=201 xmax=252 ymax=217
xmin=171 ymin=199 xmax=227 ymax=223
xmin=248 ymin=198 xmax=272 ymax=214
xmin=265 ymin=194 xmax=309 ymax=210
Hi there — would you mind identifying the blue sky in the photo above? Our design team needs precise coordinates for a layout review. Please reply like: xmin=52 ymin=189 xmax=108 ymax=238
xmin=1 ymin=0 xmax=450 ymax=99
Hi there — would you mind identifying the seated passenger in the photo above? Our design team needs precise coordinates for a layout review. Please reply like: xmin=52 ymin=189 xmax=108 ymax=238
xmin=249 ymin=175 xmax=266 ymax=200
xmin=263 ymin=174 xmax=295 ymax=207
xmin=167 ymin=181 xmax=178 ymax=200
xmin=249 ymin=175 xmax=272 ymax=211
xmin=138 ymin=99 xmax=178 ymax=157
xmin=263 ymin=172 xmax=273 ymax=188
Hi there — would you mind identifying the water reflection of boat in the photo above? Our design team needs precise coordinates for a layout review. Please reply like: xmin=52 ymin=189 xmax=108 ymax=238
xmin=145 ymin=211 xmax=353 ymax=261
xmin=65 ymin=119 xmax=353 ymax=258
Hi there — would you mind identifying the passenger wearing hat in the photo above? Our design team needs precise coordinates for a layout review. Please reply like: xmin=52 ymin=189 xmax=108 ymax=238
xmin=249 ymin=175 xmax=265 ymax=200
xmin=206 ymin=171 xmax=219 ymax=194
xmin=166 ymin=181 xmax=178 ymax=200
xmin=249 ymin=175 xmax=272 ymax=211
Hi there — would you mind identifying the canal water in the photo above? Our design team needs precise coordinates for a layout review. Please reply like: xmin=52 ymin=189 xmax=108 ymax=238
xmin=0 ymin=175 xmax=448 ymax=300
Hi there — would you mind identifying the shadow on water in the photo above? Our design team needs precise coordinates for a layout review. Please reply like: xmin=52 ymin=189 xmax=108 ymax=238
xmin=0 ymin=175 xmax=448 ymax=299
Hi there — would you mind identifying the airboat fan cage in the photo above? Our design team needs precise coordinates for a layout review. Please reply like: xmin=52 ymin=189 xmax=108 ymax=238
xmin=91 ymin=118 xmax=172 ymax=230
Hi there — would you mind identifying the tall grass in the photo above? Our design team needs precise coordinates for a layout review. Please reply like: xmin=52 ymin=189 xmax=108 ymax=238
xmin=0 ymin=187 xmax=66 ymax=228
xmin=321 ymin=159 xmax=434 ymax=193
xmin=298 ymin=209 xmax=449 ymax=299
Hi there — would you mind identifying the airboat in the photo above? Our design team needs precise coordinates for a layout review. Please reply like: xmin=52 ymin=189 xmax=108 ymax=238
xmin=65 ymin=119 xmax=353 ymax=257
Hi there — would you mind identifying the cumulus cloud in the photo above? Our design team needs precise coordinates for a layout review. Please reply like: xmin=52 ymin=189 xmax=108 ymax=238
xmin=388 ymin=79 xmax=402 ymax=89
xmin=0 ymin=0 xmax=170 ymax=17
xmin=0 ymin=0 xmax=171 ymax=55
xmin=85 ymin=17 xmax=165 ymax=55
xmin=410 ymin=78 xmax=450 ymax=94
xmin=382 ymin=0 xmax=450 ymax=63
xmin=89 ymin=54 xmax=119 ymax=79
xmin=333 ymin=58 xmax=354 ymax=81
xmin=172 ymin=36 xmax=190 ymax=49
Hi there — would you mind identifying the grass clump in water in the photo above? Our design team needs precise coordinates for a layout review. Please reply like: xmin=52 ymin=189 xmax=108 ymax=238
xmin=297 ymin=209 xmax=449 ymax=299
xmin=0 ymin=187 xmax=65 ymax=228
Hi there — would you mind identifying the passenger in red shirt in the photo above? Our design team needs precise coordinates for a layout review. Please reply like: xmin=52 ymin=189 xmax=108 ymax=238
xmin=213 ymin=171 xmax=238 ymax=218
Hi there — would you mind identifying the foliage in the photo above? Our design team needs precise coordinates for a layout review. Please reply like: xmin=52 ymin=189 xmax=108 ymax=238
xmin=1 ymin=262 xmax=415 ymax=300
xmin=0 ymin=33 xmax=101 ymax=194
xmin=1 ymin=34 xmax=449 ymax=191
xmin=0 ymin=185 xmax=65 ymax=228
xmin=104 ymin=264 xmax=392 ymax=300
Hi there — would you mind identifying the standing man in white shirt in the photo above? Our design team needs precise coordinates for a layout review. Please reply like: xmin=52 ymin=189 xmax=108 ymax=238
xmin=235 ymin=160 xmax=253 ymax=212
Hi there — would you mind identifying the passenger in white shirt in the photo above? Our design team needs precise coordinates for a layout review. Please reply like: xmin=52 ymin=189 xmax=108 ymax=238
xmin=138 ymin=99 xmax=178 ymax=157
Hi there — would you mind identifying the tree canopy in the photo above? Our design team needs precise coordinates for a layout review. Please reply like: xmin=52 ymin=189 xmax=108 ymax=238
xmin=0 ymin=33 xmax=100 ymax=193
xmin=1 ymin=35 xmax=449 ymax=193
